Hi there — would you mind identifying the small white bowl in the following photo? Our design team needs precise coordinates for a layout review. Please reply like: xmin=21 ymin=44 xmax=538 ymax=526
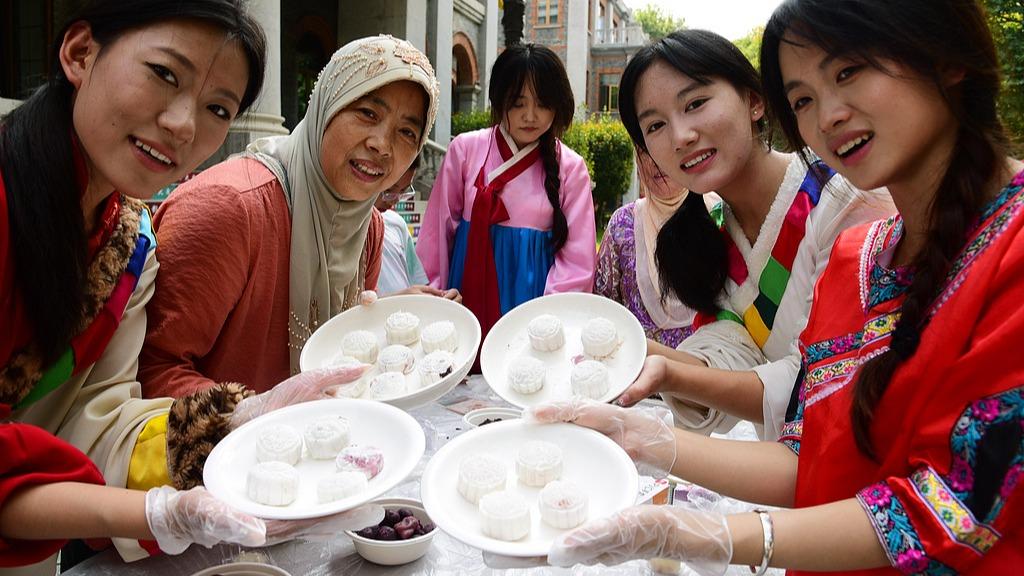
xmin=463 ymin=407 xmax=522 ymax=427
xmin=345 ymin=497 xmax=436 ymax=565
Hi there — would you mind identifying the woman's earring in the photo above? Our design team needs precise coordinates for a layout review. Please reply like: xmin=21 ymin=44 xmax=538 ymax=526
xmin=752 ymin=107 xmax=762 ymax=120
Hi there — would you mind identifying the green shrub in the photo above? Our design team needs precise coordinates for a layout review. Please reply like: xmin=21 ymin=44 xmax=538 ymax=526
xmin=563 ymin=114 xmax=634 ymax=229
xmin=451 ymin=109 xmax=493 ymax=136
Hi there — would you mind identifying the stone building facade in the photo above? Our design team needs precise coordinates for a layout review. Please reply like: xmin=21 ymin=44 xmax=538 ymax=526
xmin=496 ymin=0 xmax=649 ymax=115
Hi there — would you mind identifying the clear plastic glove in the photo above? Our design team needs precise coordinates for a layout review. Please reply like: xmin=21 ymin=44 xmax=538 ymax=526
xmin=264 ymin=503 xmax=384 ymax=545
xmin=547 ymin=506 xmax=732 ymax=575
xmin=230 ymin=365 xmax=369 ymax=429
xmin=146 ymin=486 xmax=266 ymax=555
xmin=524 ymin=398 xmax=676 ymax=478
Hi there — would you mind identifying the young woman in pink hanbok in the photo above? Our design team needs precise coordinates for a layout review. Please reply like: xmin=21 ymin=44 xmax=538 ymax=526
xmin=416 ymin=44 xmax=596 ymax=338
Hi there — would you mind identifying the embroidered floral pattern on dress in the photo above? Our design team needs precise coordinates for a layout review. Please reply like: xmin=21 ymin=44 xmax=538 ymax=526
xmin=868 ymin=263 xmax=914 ymax=310
xmin=803 ymin=312 xmax=900 ymax=365
xmin=779 ymin=418 xmax=803 ymax=454
xmin=948 ymin=387 xmax=1024 ymax=521
xmin=856 ymin=388 xmax=1023 ymax=573
xmin=857 ymin=482 xmax=957 ymax=575
xmin=910 ymin=468 xmax=1000 ymax=555
xmin=929 ymin=176 xmax=1024 ymax=320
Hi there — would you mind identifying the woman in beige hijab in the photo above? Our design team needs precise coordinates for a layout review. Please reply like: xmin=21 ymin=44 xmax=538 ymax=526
xmin=140 ymin=35 xmax=440 ymax=398
xmin=595 ymin=151 xmax=702 ymax=348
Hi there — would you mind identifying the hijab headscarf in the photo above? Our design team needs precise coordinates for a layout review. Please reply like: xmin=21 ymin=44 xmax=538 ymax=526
xmin=246 ymin=35 xmax=440 ymax=372
xmin=632 ymin=151 xmax=695 ymax=330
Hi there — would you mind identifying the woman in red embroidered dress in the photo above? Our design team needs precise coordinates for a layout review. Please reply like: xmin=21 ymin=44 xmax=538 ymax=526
xmin=0 ymin=0 xmax=379 ymax=568
xmin=527 ymin=1 xmax=1024 ymax=574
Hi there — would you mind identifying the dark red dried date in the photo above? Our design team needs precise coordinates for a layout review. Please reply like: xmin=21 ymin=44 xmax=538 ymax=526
xmin=356 ymin=508 xmax=435 ymax=541
xmin=381 ymin=509 xmax=402 ymax=527
xmin=356 ymin=526 xmax=378 ymax=539
xmin=394 ymin=516 xmax=420 ymax=539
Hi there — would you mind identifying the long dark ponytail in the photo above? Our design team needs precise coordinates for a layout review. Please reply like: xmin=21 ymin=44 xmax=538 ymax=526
xmin=0 ymin=0 xmax=266 ymax=365
xmin=488 ymin=43 xmax=575 ymax=251
xmin=619 ymin=29 xmax=767 ymax=314
xmin=761 ymin=0 xmax=1007 ymax=459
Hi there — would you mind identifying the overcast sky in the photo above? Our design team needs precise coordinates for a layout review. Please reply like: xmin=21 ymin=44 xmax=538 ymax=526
xmin=623 ymin=0 xmax=784 ymax=40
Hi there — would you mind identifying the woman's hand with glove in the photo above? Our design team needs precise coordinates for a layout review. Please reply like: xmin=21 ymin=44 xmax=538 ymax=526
xmin=547 ymin=505 xmax=732 ymax=575
xmin=146 ymin=486 xmax=384 ymax=554
xmin=229 ymin=364 xmax=369 ymax=429
xmin=524 ymin=398 xmax=677 ymax=478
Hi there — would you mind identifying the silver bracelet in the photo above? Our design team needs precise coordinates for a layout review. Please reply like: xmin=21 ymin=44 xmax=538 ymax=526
xmin=751 ymin=510 xmax=775 ymax=576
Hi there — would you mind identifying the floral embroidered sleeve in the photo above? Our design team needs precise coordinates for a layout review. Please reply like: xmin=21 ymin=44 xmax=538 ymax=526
xmin=856 ymin=388 xmax=1023 ymax=574
xmin=778 ymin=360 xmax=806 ymax=455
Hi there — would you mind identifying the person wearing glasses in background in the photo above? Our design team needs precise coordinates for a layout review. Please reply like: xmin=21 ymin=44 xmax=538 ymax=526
xmin=374 ymin=157 xmax=442 ymax=297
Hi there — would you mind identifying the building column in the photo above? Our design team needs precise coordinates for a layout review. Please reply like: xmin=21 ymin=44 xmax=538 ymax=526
xmin=406 ymin=0 xmax=428 ymax=51
xmin=199 ymin=0 xmax=286 ymax=167
xmin=432 ymin=0 xmax=454 ymax=144
xmin=565 ymin=0 xmax=589 ymax=111
xmin=480 ymin=0 xmax=499 ymax=108
xmin=234 ymin=0 xmax=288 ymax=139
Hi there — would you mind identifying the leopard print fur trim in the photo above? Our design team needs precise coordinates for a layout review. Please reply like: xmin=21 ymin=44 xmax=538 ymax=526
xmin=0 ymin=195 xmax=145 ymax=408
xmin=166 ymin=382 xmax=254 ymax=489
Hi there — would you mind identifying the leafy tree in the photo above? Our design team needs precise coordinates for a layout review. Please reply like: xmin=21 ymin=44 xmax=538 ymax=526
xmin=732 ymin=25 xmax=764 ymax=71
xmin=633 ymin=5 xmax=685 ymax=41
xmin=983 ymin=0 xmax=1024 ymax=151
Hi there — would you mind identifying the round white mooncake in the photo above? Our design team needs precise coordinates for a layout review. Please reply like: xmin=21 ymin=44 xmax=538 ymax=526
xmin=538 ymin=480 xmax=588 ymax=529
xmin=247 ymin=461 xmax=299 ymax=506
xmin=457 ymin=453 xmax=507 ymax=504
xmin=331 ymin=375 xmax=369 ymax=399
xmin=369 ymin=372 xmax=408 ymax=399
xmin=340 ymin=330 xmax=379 ymax=364
xmin=255 ymin=424 xmax=302 ymax=465
xmin=378 ymin=344 xmax=415 ymax=374
xmin=581 ymin=317 xmax=619 ymax=359
xmin=303 ymin=416 xmax=350 ymax=459
xmin=507 ymin=356 xmax=546 ymax=394
xmin=336 ymin=445 xmax=385 ymax=479
xmin=516 ymin=440 xmax=563 ymax=487
xmin=571 ymin=360 xmax=609 ymax=399
xmin=527 ymin=314 xmax=565 ymax=352
xmin=316 ymin=471 xmax=368 ymax=503
xmin=385 ymin=311 xmax=420 ymax=345
xmin=478 ymin=490 xmax=531 ymax=541
xmin=421 ymin=320 xmax=458 ymax=353
xmin=419 ymin=350 xmax=455 ymax=386
xmin=327 ymin=353 xmax=362 ymax=369
xmin=319 ymin=471 xmax=372 ymax=502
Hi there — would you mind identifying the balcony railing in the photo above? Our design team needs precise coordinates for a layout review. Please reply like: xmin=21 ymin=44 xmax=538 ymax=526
xmin=593 ymin=25 xmax=649 ymax=47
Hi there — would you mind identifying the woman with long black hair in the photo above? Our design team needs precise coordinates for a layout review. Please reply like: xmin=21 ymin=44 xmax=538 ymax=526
xmin=613 ymin=29 xmax=892 ymax=441
xmin=534 ymin=1 xmax=1024 ymax=573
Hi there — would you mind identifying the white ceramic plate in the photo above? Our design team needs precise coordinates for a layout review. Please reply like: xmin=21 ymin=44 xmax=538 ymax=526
xmin=480 ymin=293 xmax=646 ymax=408
xmin=203 ymin=399 xmax=425 ymax=520
xmin=420 ymin=419 xmax=639 ymax=557
xmin=299 ymin=295 xmax=481 ymax=410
